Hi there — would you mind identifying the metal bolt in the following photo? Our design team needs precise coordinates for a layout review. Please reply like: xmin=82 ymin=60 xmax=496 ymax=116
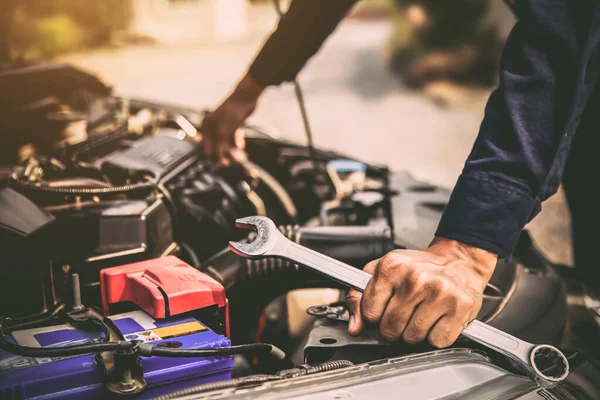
xmin=71 ymin=273 xmax=84 ymax=312
xmin=119 ymin=369 xmax=137 ymax=393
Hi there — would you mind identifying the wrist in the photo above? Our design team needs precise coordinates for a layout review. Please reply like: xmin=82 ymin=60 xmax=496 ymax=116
xmin=429 ymin=236 xmax=498 ymax=280
xmin=232 ymin=73 xmax=266 ymax=103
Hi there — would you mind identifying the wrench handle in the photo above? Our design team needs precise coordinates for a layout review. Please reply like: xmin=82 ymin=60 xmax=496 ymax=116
xmin=281 ymin=241 xmax=372 ymax=291
xmin=461 ymin=319 xmax=531 ymax=364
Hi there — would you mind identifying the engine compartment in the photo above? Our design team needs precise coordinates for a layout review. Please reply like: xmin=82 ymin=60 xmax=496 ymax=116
xmin=0 ymin=63 xmax=597 ymax=399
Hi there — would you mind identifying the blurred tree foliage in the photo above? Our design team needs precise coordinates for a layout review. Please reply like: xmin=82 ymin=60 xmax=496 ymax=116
xmin=389 ymin=0 xmax=503 ymax=87
xmin=11 ymin=0 xmax=133 ymax=59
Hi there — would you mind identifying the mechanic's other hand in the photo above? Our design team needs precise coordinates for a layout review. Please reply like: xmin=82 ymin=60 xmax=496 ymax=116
xmin=201 ymin=74 xmax=264 ymax=165
xmin=346 ymin=237 xmax=497 ymax=348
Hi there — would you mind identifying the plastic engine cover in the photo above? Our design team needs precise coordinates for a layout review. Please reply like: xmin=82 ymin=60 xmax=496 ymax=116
xmin=0 ymin=310 xmax=233 ymax=399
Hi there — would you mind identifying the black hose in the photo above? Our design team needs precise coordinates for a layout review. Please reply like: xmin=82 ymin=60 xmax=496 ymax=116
xmin=10 ymin=178 xmax=155 ymax=196
xmin=180 ymin=242 xmax=201 ymax=269
xmin=139 ymin=343 xmax=285 ymax=360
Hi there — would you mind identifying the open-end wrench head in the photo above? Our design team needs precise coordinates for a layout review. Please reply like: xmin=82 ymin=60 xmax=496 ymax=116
xmin=228 ymin=216 xmax=281 ymax=258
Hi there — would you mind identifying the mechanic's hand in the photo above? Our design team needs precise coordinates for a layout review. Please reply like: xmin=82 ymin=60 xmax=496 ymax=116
xmin=201 ymin=74 xmax=265 ymax=165
xmin=346 ymin=237 xmax=497 ymax=348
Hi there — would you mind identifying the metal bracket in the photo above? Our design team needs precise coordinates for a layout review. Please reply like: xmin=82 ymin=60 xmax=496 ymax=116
xmin=67 ymin=307 xmax=147 ymax=396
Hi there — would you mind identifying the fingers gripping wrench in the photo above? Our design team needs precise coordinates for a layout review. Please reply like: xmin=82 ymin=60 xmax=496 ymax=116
xmin=229 ymin=216 xmax=569 ymax=388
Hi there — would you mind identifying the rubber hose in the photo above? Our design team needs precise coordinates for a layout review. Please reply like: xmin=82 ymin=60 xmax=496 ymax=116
xmin=243 ymin=160 xmax=298 ymax=219
xmin=180 ymin=242 xmax=201 ymax=269
xmin=203 ymin=225 xmax=393 ymax=291
xmin=240 ymin=224 xmax=394 ymax=280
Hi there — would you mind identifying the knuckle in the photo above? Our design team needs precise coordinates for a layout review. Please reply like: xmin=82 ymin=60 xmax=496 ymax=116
xmin=412 ymin=316 xmax=426 ymax=331
xmin=403 ymin=267 xmax=422 ymax=291
xmin=429 ymin=330 xmax=455 ymax=348
xmin=402 ymin=324 xmax=424 ymax=344
xmin=446 ymin=292 xmax=476 ymax=313
xmin=424 ymin=276 xmax=449 ymax=297
xmin=457 ymin=293 xmax=476 ymax=309
xmin=361 ymin=304 xmax=382 ymax=323
xmin=380 ymin=327 xmax=401 ymax=342
xmin=376 ymin=255 xmax=399 ymax=280
xmin=362 ymin=260 xmax=379 ymax=274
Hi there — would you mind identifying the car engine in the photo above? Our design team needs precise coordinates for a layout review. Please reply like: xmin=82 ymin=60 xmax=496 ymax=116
xmin=1 ymin=63 xmax=598 ymax=400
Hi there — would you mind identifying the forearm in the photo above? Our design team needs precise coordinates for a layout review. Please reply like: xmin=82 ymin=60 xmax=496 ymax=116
xmin=231 ymin=73 xmax=266 ymax=103
xmin=249 ymin=0 xmax=359 ymax=87
xmin=436 ymin=1 xmax=593 ymax=258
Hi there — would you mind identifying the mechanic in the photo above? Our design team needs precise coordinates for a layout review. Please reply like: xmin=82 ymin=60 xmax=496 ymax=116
xmin=202 ymin=0 xmax=599 ymax=348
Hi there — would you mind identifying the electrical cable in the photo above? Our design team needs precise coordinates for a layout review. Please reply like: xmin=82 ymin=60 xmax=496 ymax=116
xmin=138 ymin=342 xmax=285 ymax=360
xmin=0 ymin=331 xmax=134 ymax=357
xmin=0 ymin=324 xmax=284 ymax=360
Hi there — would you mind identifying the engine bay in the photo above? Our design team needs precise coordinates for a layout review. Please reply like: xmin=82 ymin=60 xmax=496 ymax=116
xmin=1 ymin=63 xmax=600 ymax=399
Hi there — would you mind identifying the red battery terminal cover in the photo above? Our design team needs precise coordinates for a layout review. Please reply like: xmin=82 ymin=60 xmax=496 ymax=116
xmin=100 ymin=256 xmax=230 ymax=336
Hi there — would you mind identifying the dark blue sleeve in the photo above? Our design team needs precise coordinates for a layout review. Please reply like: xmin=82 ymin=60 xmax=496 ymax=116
xmin=249 ymin=0 xmax=359 ymax=87
xmin=436 ymin=1 xmax=594 ymax=258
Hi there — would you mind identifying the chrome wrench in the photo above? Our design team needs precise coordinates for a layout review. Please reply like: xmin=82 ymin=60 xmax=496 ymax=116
xmin=229 ymin=216 xmax=569 ymax=388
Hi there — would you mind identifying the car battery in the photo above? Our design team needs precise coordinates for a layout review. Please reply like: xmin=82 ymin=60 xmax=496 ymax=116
xmin=0 ymin=257 xmax=234 ymax=399
xmin=0 ymin=311 xmax=233 ymax=399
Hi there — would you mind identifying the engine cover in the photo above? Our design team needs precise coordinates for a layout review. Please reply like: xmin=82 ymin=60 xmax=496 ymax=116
xmin=97 ymin=133 xmax=197 ymax=183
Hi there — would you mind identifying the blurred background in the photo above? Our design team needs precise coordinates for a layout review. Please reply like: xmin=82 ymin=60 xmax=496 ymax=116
xmin=2 ymin=0 xmax=571 ymax=265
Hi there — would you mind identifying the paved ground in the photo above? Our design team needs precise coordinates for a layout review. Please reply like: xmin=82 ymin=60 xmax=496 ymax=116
xmin=60 ymin=15 xmax=572 ymax=265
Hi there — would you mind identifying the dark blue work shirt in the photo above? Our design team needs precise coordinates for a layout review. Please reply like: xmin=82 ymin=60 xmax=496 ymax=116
xmin=249 ymin=0 xmax=600 ymax=258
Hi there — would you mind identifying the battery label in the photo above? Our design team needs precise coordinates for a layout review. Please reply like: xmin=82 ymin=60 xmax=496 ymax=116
xmin=124 ymin=330 xmax=162 ymax=343
xmin=152 ymin=321 xmax=206 ymax=339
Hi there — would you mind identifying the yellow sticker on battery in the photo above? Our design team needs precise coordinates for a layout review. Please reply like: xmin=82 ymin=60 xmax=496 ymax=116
xmin=152 ymin=321 xmax=207 ymax=339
